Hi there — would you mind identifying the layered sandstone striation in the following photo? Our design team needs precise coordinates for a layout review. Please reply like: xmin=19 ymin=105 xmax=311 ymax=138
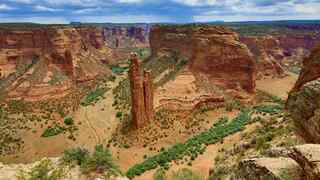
xmin=286 ymin=44 xmax=320 ymax=143
xmin=129 ymin=53 xmax=154 ymax=129
xmin=240 ymin=34 xmax=320 ymax=78
xmin=0 ymin=26 xmax=112 ymax=101
xmin=150 ymin=25 xmax=256 ymax=94
xmin=104 ymin=25 xmax=149 ymax=49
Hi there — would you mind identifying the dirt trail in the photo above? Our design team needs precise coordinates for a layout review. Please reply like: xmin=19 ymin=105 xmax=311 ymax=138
xmin=72 ymin=78 xmax=121 ymax=150
xmin=256 ymin=73 xmax=298 ymax=100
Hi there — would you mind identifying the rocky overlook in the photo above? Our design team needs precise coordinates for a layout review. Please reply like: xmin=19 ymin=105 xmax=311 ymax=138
xmin=150 ymin=25 xmax=256 ymax=94
xmin=287 ymin=44 xmax=320 ymax=143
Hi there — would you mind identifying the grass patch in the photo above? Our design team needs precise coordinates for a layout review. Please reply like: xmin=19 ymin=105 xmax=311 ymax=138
xmin=126 ymin=109 xmax=253 ymax=178
xmin=81 ymin=88 xmax=107 ymax=106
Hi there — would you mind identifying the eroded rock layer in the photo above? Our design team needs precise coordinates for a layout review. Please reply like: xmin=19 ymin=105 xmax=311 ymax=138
xmin=287 ymin=44 xmax=320 ymax=143
xmin=240 ymin=34 xmax=320 ymax=78
xmin=0 ymin=26 xmax=112 ymax=101
xmin=150 ymin=25 xmax=256 ymax=93
xmin=129 ymin=53 xmax=154 ymax=128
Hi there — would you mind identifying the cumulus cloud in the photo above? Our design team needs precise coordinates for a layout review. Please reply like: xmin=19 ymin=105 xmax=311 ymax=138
xmin=0 ymin=4 xmax=14 ymax=11
xmin=33 ymin=5 xmax=62 ymax=12
xmin=1 ymin=0 xmax=320 ymax=23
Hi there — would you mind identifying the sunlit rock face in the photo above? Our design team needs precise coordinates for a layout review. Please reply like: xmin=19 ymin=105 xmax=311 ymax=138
xmin=240 ymin=34 xmax=320 ymax=78
xmin=150 ymin=25 xmax=256 ymax=94
xmin=129 ymin=53 xmax=154 ymax=129
xmin=0 ymin=26 xmax=112 ymax=101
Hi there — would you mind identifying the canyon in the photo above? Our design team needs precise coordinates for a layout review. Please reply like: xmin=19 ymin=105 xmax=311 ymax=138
xmin=0 ymin=26 xmax=112 ymax=101
xmin=0 ymin=22 xmax=320 ymax=180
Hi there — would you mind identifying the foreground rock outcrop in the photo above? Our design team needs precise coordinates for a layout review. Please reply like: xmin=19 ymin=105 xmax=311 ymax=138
xmin=0 ymin=158 xmax=129 ymax=180
xmin=287 ymin=44 xmax=320 ymax=143
xmin=150 ymin=25 xmax=256 ymax=94
xmin=235 ymin=144 xmax=320 ymax=180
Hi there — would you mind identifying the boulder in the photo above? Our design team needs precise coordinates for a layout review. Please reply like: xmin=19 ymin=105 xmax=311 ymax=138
xmin=236 ymin=157 xmax=303 ymax=180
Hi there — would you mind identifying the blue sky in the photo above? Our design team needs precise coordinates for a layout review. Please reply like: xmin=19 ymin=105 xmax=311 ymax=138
xmin=0 ymin=0 xmax=320 ymax=23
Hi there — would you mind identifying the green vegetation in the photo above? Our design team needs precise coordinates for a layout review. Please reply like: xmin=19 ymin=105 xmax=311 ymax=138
xmin=64 ymin=117 xmax=74 ymax=126
xmin=225 ymin=98 xmax=242 ymax=112
xmin=41 ymin=125 xmax=65 ymax=137
xmin=16 ymin=159 xmax=66 ymax=180
xmin=153 ymin=168 xmax=203 ymax=180
xmin=48 ymin=71 xmax=68 ymax=85
xmin=254 ymin=105 xmax=283 ymax=115
xmin=62 ymin=145 xmax=120 ymax=175
xmin=143 ymin=52 xmax=188 ymax=87
xmin=81 ymin=87 xmax=107 ymax=106
xmin=154 ymin=168 xmax=167 ymax=180
xmin=135 ymin=48 xmax=151 ymax=60
xmin=116 ymin=112 xmax=123 ymax=118
xmin=126 ymin=109 xmax=253 ymax=178
xmin=170 ymin=168 xmax=204 ymax=180
xmin=111 ymin=65 xmax=129 ymax=74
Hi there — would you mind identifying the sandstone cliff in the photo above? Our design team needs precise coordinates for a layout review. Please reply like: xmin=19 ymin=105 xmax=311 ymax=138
xmin=240 ymin=34 xmax=320 ymax=78
xmin=0 ymin=26 xmax=112 ymax=101
xmin=150 ymin=25 xmax=256 ymax=94
xmin=286 ymin=44 xmax=320 ymax=143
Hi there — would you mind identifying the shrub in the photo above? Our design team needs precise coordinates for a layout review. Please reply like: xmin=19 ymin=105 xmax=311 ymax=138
xmin=81 ymin=88 xmax=107 ymax=106
xmin=64 ymin=117 xmax=74 ymax=126
xmin=254 ymin=105 xmax=283 ymax=115
xmin=16 ymin=159 xmax=66 ymax=180
xmin=116 ymin=112 xmax=123 ymax=118
xmin=126 ymin=109 xmax=253 ymax=178
xmin=62 ymin=147 xmax=89 ymax=166
xmin=170 ymin=168 xmax=203 ymax=180
xmin=81 ymin=145 xmax=119 ymax=174
xmin=153 ymin=168 xmax=167 ymax=180
xmin=41 ymin=125 xmax=65 ymax=137
xmin=62 ymin=145 xmax=120 ymax=175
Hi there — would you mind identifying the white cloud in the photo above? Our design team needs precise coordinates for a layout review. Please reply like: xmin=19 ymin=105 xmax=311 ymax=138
xmin=8 ymin=0 xmax=32 ymax=4
xmin=73 ymin=14 xmax=173 ymax=23
xmin=0 ymin=16 xmax=68 ymax=24
xmin=73 ymin=7 xmax=102 ymax=14
xmin=173 ymin=0 xmax=217 ymax=6
xmin=33 ymin=5 xmax=62 ymax=12
xmin=295 ymin=2 xmax=320 ymax=14
xmin=115 ymin=0 xmax=144 ymax=3
xmin=0 ymin=4 xmax=15 ymax=11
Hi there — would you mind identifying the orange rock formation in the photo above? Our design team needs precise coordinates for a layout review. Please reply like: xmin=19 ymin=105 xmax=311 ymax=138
xmin=150 ymin=25 xmax=256 ymax=93
xmin=129 ymin=53 xmax=154 ymax=129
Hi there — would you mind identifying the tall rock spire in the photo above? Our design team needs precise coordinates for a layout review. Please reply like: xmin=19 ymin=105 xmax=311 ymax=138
xmin=129 ymin=53 xmax=154 ymax=129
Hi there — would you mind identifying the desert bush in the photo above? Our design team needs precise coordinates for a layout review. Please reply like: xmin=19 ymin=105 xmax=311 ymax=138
xmin=81 ymin=88 xmax=107 ymax=106
xmin=62 ymin=147 xmax=89 ymax=166
xmin=64 ymin=117 xmax=74 ymax=126
xmin=41 ymin=125 xmax=65 ymax=137
xmin=170 ymin=168 xmax=203 ymax=180
xmin=225 ymin=99 xmax=242 ymax=112
xmin=116 ymin=112 xmax=123 ymax=118
xmin=153 ymin=168 xmax=167 ymax=180
xmin=254 ymin=105 xmax=283 ymax=115
xmin=16 ymin=159 xmax=66 ymax=180
xmin=126 ymin=109 xmax=253 ymax=178
xmin=63 ymin=145 xmax=120 ymax=175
